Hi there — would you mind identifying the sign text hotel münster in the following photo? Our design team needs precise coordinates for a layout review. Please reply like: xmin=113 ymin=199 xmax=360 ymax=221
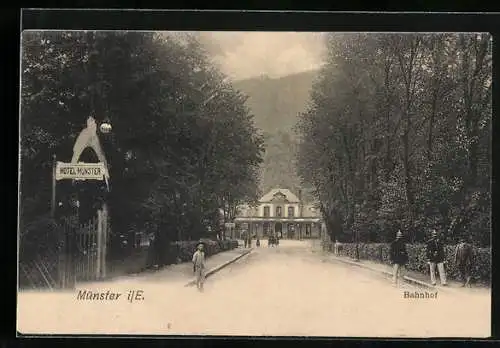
xmin=55 ymin=162 xmax=106 ymax=181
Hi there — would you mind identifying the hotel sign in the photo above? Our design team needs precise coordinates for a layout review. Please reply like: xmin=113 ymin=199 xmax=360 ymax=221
xmin=55 ymin=162 xmax=106 ymax=181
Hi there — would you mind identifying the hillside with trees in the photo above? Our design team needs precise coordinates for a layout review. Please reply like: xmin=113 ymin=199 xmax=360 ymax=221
xmin=296 ymin=33 xmax=491 ymax=245
xmin=233 ymin=70 xmax=318 ymax=200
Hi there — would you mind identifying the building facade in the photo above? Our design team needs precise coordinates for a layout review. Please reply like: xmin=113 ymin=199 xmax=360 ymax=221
xmin=234 ymin=188 xmax=324 ymax=239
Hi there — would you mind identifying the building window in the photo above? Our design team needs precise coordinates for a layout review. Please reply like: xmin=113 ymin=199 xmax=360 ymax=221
xmin=288 ymin=206 xmax=295 ymax=217
xmin=263 ymin=206 xmax=270 ymax=217
xmin=306 ymin=224 xmax=311 ymax=236
xmin=276 ymin=206 xmax=282 ymax=217
xmin=263 ymin=222 xmax=270 ymax=236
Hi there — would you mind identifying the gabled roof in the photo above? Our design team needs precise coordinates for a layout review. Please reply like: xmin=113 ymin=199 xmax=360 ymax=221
xmin=258 ymin=188 xmax=300 ymax=203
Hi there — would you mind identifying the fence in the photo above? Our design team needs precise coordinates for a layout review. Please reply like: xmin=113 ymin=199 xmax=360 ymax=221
xmin=73 ymin=211 xmax=109 ymax=282
xmin=19 ymin=248 xmax=60 ymax=290
xmin=19 ymin=205 xmax=110 ymax=290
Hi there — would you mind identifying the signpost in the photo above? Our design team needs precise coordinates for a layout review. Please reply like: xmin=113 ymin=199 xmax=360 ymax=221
xmin=55 ymin=162 xmax=107 ymax=181
xmin=52 ymin=116 xmax=112 ymax=289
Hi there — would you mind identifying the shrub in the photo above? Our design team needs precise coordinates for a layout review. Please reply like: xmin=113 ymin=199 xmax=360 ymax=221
xmin=323 ymin=241 xmax=490 ymax=285
xmin=165 ymin=239 xmax=239 ymax=263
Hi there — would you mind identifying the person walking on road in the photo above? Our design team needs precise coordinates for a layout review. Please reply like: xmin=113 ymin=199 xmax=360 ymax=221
xmin=192 ymin=243 xmax=206 ymax=292
xmin=454 ymin=236 xmax=474 ymax=287
xmin=426 ymin=229 xmax=448 ymax=286
xmin=389 ymin=230 xmax=408 ymax=287
xmin=334 ymin=239 xmax=340 ymax=255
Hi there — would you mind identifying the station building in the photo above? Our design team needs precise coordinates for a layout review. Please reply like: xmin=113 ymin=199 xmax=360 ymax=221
xmin=234 ymin=188 xmax=324 ymax=239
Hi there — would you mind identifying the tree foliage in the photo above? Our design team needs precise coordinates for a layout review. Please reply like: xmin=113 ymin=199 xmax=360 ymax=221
xmin=296 ymin=33 xmax=491 ymax=245
xmin=20 ymin=31 xmax=264 ymax=258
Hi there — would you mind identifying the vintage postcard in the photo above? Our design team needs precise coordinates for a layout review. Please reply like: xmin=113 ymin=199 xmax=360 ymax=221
xmin=17 ymin=29 xmax=491 ymax=338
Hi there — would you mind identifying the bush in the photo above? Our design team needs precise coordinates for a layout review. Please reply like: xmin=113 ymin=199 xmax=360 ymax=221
xmin=106 ymin=246 xmax=150 ymax=277
xmin=158 ymin=239 xmax=239 ymax=264
xmin=323 ymin=242 xmax=491 ymax=285
xmin=19 ymin=216 xmax=60 ymax=261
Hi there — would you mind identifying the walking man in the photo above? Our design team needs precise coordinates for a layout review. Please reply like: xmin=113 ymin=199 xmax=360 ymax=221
xmin=334 ymin=239 xmax=340 ymax=255
xmin=389 ymin=230 xmax=409 ymax=287
xmin=192 ymin=242 xmax=206 ymax=291
xmin=455 ymin=236 xmax=474 ymax=287
xmin=426 ymin=229 xmax=448 ymax=286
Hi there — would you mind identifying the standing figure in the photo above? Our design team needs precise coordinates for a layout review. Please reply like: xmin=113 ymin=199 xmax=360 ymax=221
xmin=454 ymin=236 xmax=474 ymax=287
xmin=192 ymin=243 xmax=206 ymax=291
xmin=389 ymin=230 xmax=408 ymax=287
xmin=256 ymin=238 xmax=260 ymax=247
xmin=426 ymin=229 xmax=448 ymax=286
xmin=276 ymin=236 xmax=280 ymax=247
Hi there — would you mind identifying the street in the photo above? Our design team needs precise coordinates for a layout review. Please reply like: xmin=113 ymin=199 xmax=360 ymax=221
xmin=17 ymin=240 xmax=490 ymax=337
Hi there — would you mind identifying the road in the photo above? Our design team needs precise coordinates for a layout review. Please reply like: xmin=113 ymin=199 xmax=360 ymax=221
xmin=17 ymin=240 xmax=490 ymax=337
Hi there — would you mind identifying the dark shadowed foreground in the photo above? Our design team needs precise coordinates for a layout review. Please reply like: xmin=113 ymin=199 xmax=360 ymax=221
xmin=17 ymin=240 xmax=490 ymax=337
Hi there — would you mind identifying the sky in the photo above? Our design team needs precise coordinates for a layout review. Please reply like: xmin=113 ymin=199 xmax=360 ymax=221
xmin=195 ymin=32 xmax=327 ymax=81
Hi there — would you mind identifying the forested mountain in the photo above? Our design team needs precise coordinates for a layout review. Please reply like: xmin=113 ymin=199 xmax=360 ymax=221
xmin=233 ymin=70 xmax=318 ymax=201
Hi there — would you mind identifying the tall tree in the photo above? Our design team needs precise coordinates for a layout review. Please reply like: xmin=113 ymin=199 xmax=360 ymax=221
xmin=20 ymin=31 xmax=264 ymax=263
xmin=296 ymin=33 xmax=491 ymax=246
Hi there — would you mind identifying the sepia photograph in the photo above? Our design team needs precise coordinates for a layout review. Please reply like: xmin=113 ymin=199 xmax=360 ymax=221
xmin=17 ymin=29 xmax=491 ymax=337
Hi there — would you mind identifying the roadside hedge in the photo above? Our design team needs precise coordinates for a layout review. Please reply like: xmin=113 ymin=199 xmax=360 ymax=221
xmin=322 ymin=241 xmax=491 ymax=285
xmin=107 ymin=239 xmax=239 ymax=277
xmin=19 ymin=235 xmax=239 ymax=289
xmin=171 ymin=239 xmax=239 ymax=262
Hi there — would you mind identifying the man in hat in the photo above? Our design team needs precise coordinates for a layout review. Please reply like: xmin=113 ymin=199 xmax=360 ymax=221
xmin=454 ymin=236 xmax=474 ymax=287
xmin=389 ymin=230 xmax=408 ymax=287
xmin=426 ymin=229 xmax=447 ymax=286
xmin=192 ymin=242 xmax=206 ymax=291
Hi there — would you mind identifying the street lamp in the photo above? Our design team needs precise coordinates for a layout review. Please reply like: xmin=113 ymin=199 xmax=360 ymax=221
xmin=99 ymin=118 xmax=112 ymax=134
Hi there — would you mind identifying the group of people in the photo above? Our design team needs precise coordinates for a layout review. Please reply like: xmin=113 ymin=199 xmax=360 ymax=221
xmin=243 ymin=235 xmax=280 ymax=248
xmin=268 ymin=235 xmax=280 ymax=247
xmin=390 ymin=229 xmax=474 ymax=287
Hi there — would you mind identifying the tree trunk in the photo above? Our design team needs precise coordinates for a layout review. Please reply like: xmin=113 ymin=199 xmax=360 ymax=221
xmin=427 ymin=87 xmax=438 ymax=161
